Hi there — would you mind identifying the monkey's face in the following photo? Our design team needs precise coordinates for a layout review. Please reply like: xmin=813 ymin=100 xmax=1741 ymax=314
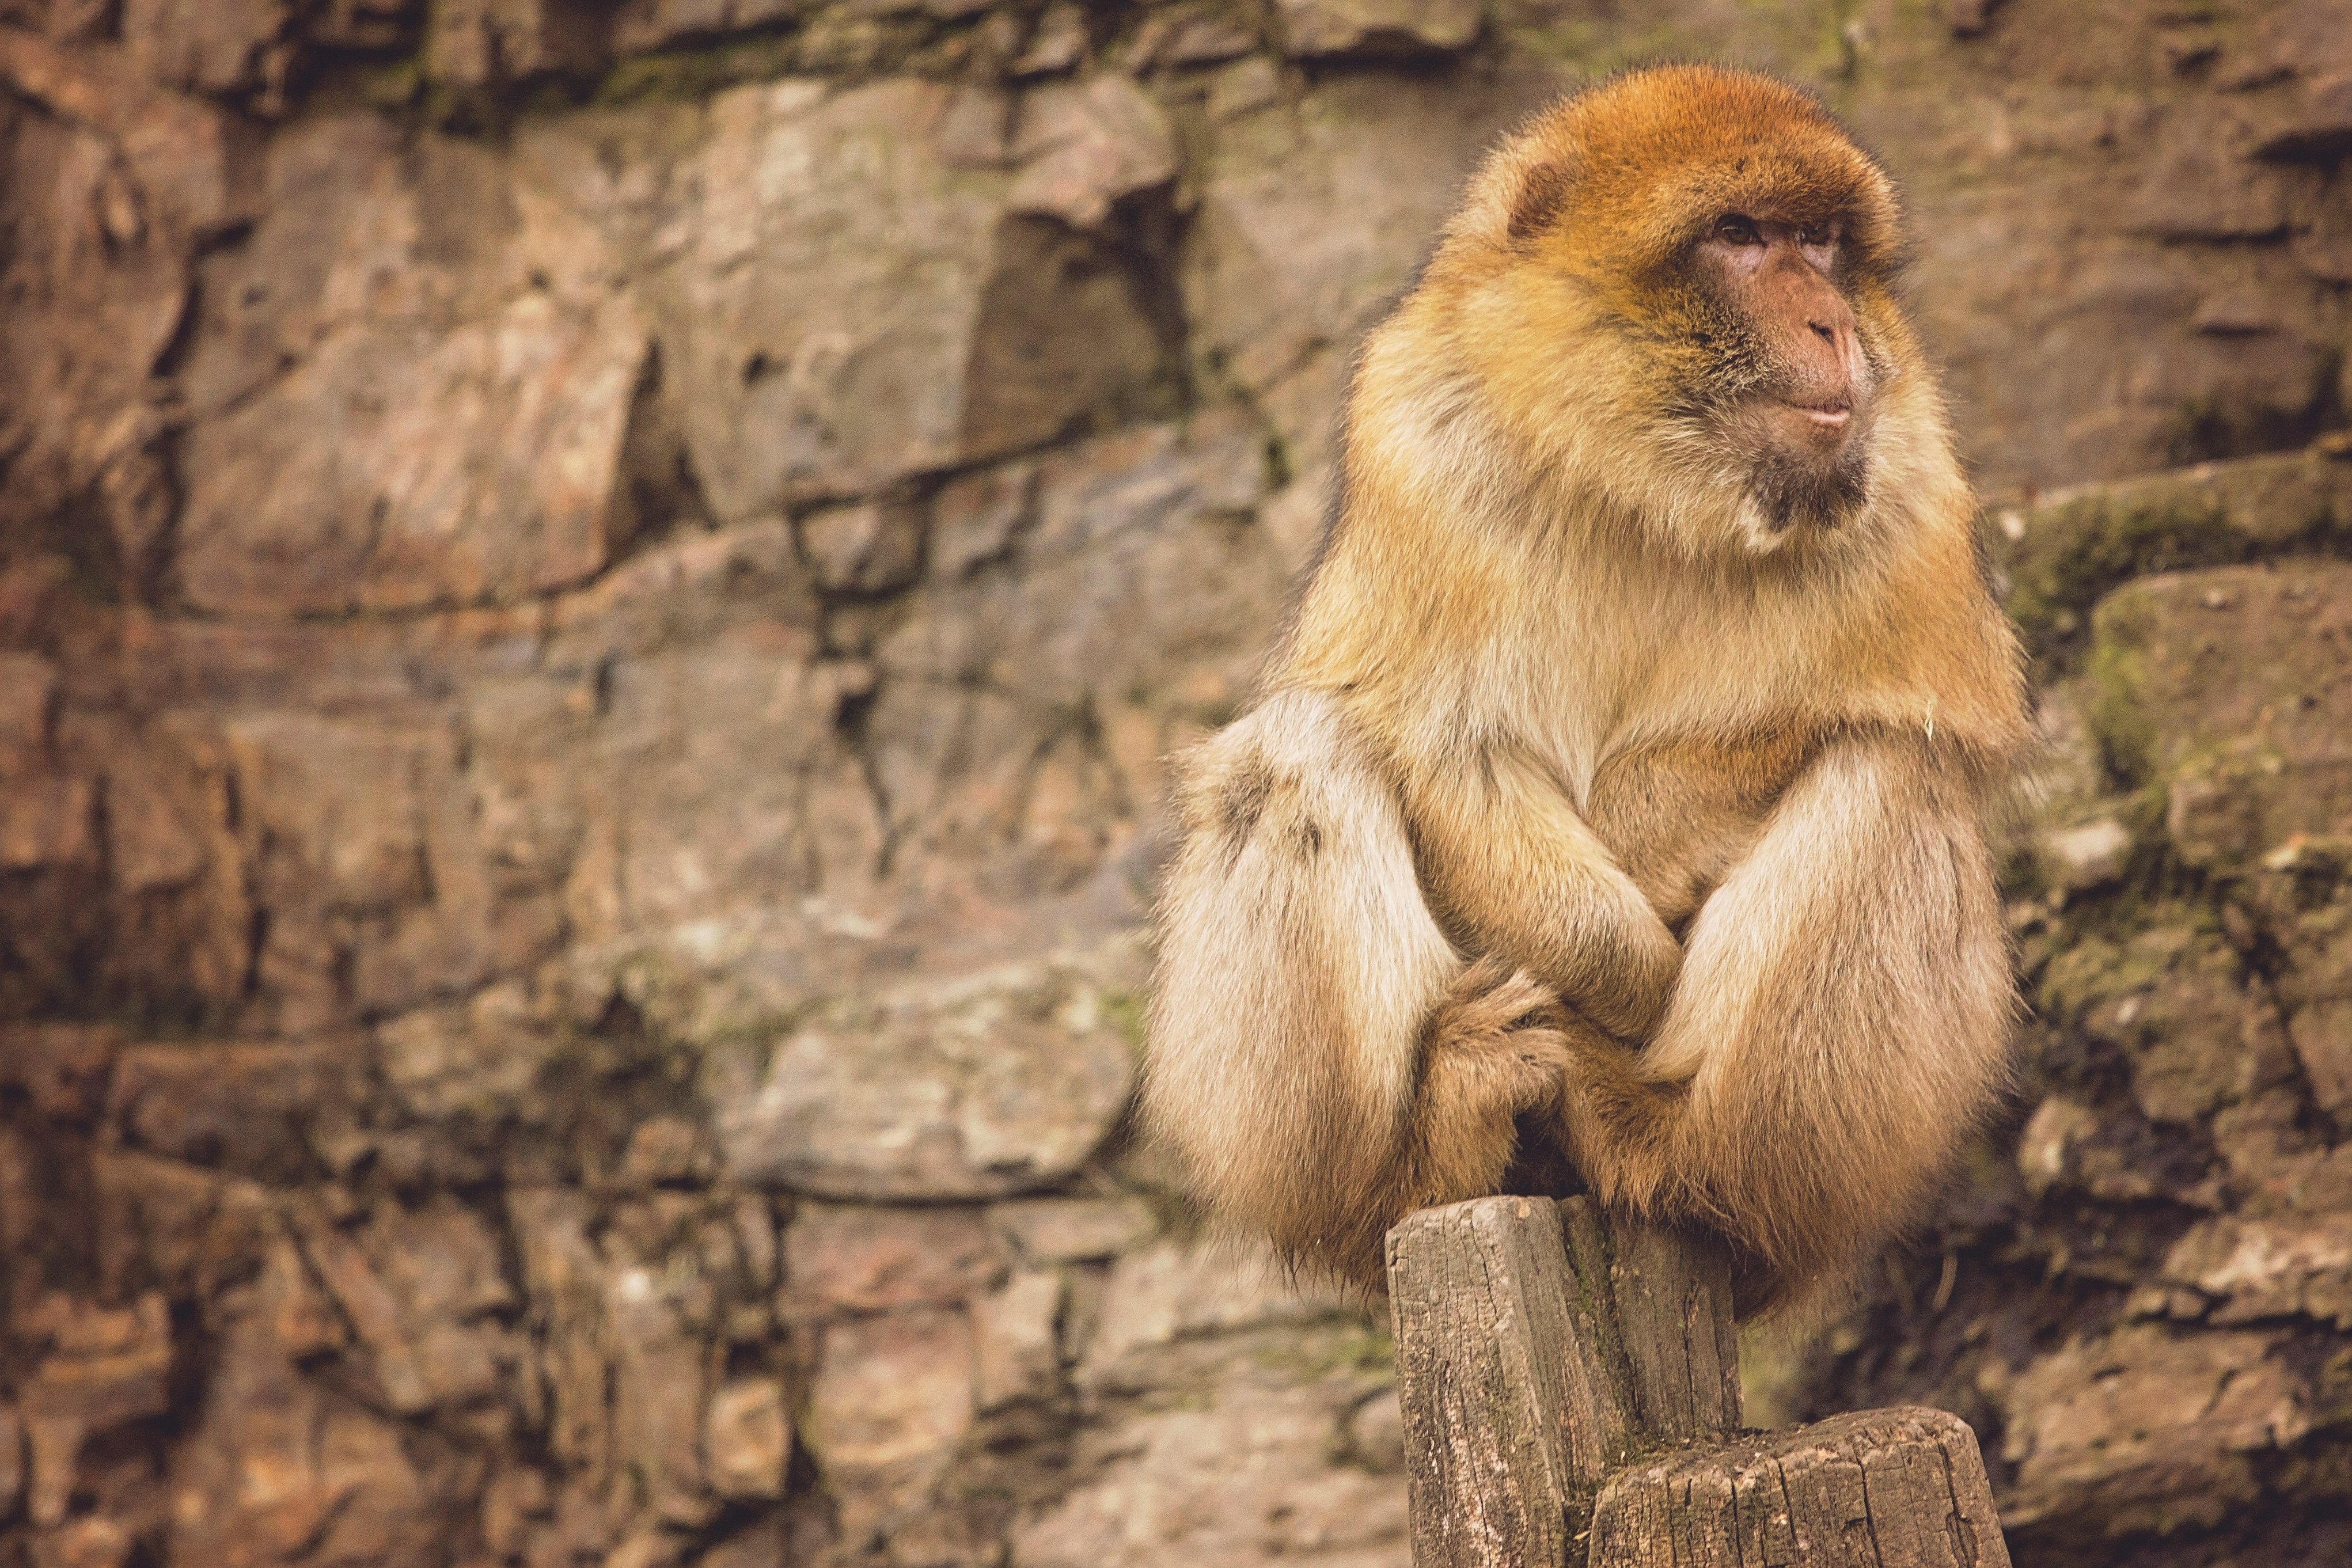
xmin=1686 ymin=211 xmax=1880 ymax=542
xmin=1416 ymin=65 xmax=1921 ymax=561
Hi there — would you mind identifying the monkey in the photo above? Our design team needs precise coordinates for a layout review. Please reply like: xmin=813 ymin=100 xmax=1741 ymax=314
xmin=1141 ymin=64 xmax=2029 ymax=1312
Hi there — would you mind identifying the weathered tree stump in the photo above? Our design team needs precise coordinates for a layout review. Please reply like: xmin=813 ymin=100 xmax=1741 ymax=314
xmin=1589 ymin=1407 xmax=2008 ymax=1568
xmin=1386 ymin=1196 xmax=2011 ymax=1568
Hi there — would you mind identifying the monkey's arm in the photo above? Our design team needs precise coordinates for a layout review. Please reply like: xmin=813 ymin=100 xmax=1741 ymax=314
xmin=1556 ymin=731 xmax=2010 ymax=1300
xmin=1399 ymin=743 xmax=1683 ymax=1041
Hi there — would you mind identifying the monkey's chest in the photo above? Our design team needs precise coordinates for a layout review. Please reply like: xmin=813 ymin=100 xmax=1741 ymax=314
xmin=1583 ymin=731 xmax=1815 ymax=933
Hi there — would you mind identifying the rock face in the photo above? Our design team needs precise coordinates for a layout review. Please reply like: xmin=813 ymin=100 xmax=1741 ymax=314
xmin=0 ymin=2 xmax=2345 ymax=1567
xmin=1797 ymin=450 xmax=2352 ymax=1566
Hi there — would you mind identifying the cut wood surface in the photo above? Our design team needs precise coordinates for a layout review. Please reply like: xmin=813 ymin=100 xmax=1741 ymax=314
xmin=1587 ymin=1406 xmax=2014 ymax=1568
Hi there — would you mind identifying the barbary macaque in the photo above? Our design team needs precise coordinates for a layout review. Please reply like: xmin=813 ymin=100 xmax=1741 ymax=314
xmin=1144 ymin=65 xmax=2028 ymax=1310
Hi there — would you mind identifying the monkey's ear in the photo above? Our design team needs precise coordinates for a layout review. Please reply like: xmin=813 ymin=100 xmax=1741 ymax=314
xmin=1507 ymin=161 xmax=1576 ymax=244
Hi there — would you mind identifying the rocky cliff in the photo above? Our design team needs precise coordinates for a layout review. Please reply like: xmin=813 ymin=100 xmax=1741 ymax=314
xmin=0 ymin=2 xmax=2346 ymax=1566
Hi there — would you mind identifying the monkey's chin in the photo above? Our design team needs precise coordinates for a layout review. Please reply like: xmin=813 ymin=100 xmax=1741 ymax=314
xmin=1704 ymin=404 xmax=1872 ymax=554
xmin=1730 ymin=449 xmax=1872 ymax=553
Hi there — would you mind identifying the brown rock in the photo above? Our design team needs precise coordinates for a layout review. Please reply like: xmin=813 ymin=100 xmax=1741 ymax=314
xmin=1008 ymin=75 xmax=1178 ymax=230
xmin=0 ymin=777 xmax=93 ymax=871
xmin=0 ymin=28 xmax=257 ymax=237
xmin=556 ymin=631 xmax=884 ymax=1025
xmin=109 ymin=1041 xmax=341 ymax=1182
xmin=31 ymin=1517 xmax=132 ymax=1568
xmin=375 ymin=985 xmax=557 ymax=1123
xmin=0 ymin=1023 xmax=117 ymax=1127
xmin=1017 ymin=1323 xmax=1403 ymax=1566
xmin=2078 ymin=931 xmax=2297 ymax=1127
xmin=703 ymin=1377 xmax=792 ymax=1500
xmin=602 ymin=1248 xmax=714 ymax=1523
xmin=641 ymin=78 xmax=1007 ymax=512
xmin=2163 ymin=1214 xmax=2352 ymax=1328
xmin=173 ymin=119 xmax=649 ymax=615
xmin=426 ymin=0 xmax=608 ymax=85
xmin=1084 ymin=1238 xmax=1352 ymax=1381
xmin=1346 ymin=1388 xmax=1405 ymax=1474
xmin=2287 ymin=996 xmax=2352 ymax=1122
xmin=218 ymin=711 xmax=497 ymax=1022
xmin=1181 ymin=73 xmax=1544 ymax=465
xmin=1132 ymin=9 xmax=1260 ymax=67
xmin=1948 ymin=0 xmax=2000 ymax=37
xmin=973 ymin=1269 xmax=1063 ymax=1410
xmin=609 ymin=0 xmax=803 ymax=56
xmin=801 ymin=1308 xmax=976 ymax=1540
xmin=799 ymin=499 xmax=925 ymax=596
xmin=0 ymin=651 xmax=58 ymax=775
xmin=295 ymin=1197 xmax=514 ymax=1413
xmin=782 ymin=1203 xmax=1006 ymax=1315
xmin=928 ymin=460 xmax=1038 ymax=578
xmin=1277 ymin=0 xmax=1481 ymax=58
xmin=179 ymin=286 xmax=647 ymax=615
xmin=120 ymin=0 xmax=290 ymax=97
xmin=2016 ymin=1096 xmax=2102 ymax=1199
xmin=21 ymin=1296 xmax=172 ymax=1527
xmin=90 ymin=1151 xmax=276 ymax=1301
xmin=2129 ymin=113 xmax=2290 ymax=239
xmin=0 ymin=1403 xmax=22 ymax=1518
xmin=2255 ymin=72 xmax=2352 ymax=162
xmin=988 ymin=1194 xmax=1157 ymax=1263
xmin=166 ymin=1297 xmax=433 ymax=1567
xmin=622 ymin=1114 xmax=714 ymax=1189
xmin=2036 ymin=817 xmax=2133 ymax=896
xmin=2093 ymin=563 xmax=2352 ymax=866
xmin=1997 ymin=1326 xmax=2308 ymax=1536
xmin=1010 ymin=3 xmax=1088 ymax=77
xmin=505 ymin=1189 xmax=612 ymax=1477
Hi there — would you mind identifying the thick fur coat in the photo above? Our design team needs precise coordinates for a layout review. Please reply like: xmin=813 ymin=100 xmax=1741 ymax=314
xmin=1144 ymin=66 xmax=2029 ymax=1308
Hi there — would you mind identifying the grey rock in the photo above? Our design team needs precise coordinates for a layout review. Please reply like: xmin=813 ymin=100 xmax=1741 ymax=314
xmin=715 ymin=956 xmax=1137 ymax=1200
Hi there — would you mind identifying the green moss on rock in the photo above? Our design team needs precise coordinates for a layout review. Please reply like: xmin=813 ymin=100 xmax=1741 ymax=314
xmin=2000 ymin=448 xmax=2352 ymax=668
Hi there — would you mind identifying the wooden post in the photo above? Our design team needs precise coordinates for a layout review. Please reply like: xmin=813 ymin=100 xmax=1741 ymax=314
xmin=1387 ymin=1197 xmax=2012 ymax=1568
xmin=1588 ymin=1407 xmax=2009 ymax=1568
xmin=1384 ymin=1195 xmax=1629 ymax=1568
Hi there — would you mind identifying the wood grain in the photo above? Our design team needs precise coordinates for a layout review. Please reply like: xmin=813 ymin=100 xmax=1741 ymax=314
xmin=1559 ymin=1198 xmax=1743 ymax=1445
xmin=1587 ymin=1406 xmax=2014 ymax=1568
xmin=1387 ymin=1196 xmax=1632 ymax=1568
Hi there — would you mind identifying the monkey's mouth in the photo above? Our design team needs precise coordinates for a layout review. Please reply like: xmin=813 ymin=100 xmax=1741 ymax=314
xmin=1791 ymin=402 xmax=1851 ymax=428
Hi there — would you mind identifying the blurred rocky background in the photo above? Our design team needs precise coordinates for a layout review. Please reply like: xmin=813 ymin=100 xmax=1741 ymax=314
xmin=0 ymin=1 xmax=2346 ymax=1565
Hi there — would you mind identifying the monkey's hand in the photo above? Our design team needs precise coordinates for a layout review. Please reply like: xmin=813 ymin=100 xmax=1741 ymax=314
xmin=1400 ymin=743 xmax=1683 ymax=1042
xmin=1325 ymin=956 xmax=1579 ymax=1292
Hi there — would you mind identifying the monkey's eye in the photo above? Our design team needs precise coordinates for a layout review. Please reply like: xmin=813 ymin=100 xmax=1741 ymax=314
xmin=1714 ymin=214 xmax=1763 ymax=246
xmin=1797 ymin=223 xmax=1830 ymax=246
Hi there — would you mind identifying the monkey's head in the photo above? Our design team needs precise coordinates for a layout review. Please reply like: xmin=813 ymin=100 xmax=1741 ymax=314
xmin=1391 ymin=64 xmax=1932 ymax=559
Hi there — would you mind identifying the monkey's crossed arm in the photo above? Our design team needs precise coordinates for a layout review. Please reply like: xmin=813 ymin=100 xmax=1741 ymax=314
xmin=1399 ymin=739 xmax=1683 ymax=1043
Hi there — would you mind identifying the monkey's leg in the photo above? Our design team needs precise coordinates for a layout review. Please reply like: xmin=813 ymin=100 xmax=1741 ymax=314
xmin=1554 ymin=734 xmax=2010 ymax=1308
xmin=1144 ymin=691 xmax=1571 ymax=1292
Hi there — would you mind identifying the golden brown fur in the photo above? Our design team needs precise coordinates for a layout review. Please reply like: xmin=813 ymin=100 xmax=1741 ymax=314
xmin=1143 ymin=66 xmax=2028 ymax=1310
